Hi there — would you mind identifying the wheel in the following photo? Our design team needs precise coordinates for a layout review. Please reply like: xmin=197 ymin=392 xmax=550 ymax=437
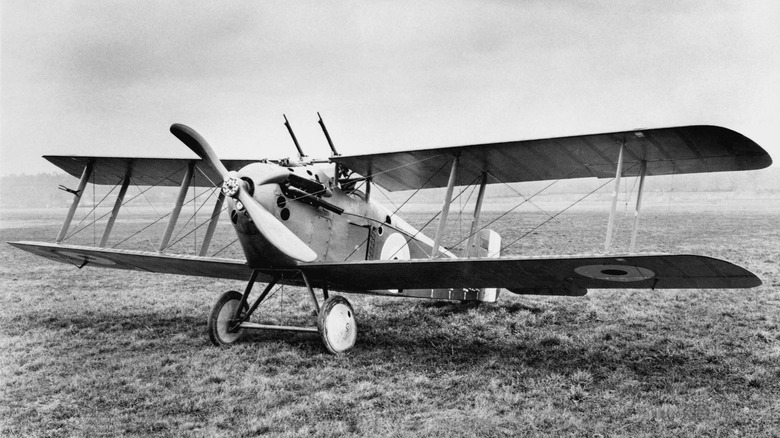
xmin=317 ymin=295 xmax=357 ymax=354
xmin=208 ymin=290 xmax=247 ymax=347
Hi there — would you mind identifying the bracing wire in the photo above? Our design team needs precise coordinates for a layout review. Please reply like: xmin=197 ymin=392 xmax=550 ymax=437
xmin=166 ymin=194 xmax=228 ymax=252
xmin=385 ymin=173 xmax=482 ymax=260
xmin=211 ymin=237 xmax=239 ymax=257
xmin=339 ymin=156 xmax=456 ymax=262
xmin=108 ymin=165 xmax=194 ymax=248
xmin=446 ymin=163 xmax=640 ymax=256
xmin=486 ymin=162 xmax=641 ymax=256
xmin=164 ymin=186 xmax=218 ymax=251
xmin=490 ymin=177 xmax=618 ymax=257
xmin=65 ymin=177 xmax=121 ymax=241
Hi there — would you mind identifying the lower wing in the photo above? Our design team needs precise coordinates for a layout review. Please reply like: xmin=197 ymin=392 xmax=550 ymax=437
xmin=9 ymin=241 xmax=760 ymax=296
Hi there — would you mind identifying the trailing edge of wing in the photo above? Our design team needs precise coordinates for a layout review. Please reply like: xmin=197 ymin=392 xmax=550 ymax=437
xmin=333 ymin=125 xmax=772 ymax=191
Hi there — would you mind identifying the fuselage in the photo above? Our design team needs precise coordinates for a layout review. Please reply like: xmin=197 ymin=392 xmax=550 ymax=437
xmin=228 ymin=161 xmax=451 ymax=269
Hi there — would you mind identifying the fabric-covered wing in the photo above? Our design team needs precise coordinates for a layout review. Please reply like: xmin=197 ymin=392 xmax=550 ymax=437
xmin=45 ymin=156 xmax=259 ymax=187
xmin=294 ymin=253 xmax=761 ymax=295
xmin=9 ymin=242 xmax=761 ymax=297
xmin=9 ymin=241 xmax=256 ymax=281
xmin=333 ymin=125 xmax=772 ymax=191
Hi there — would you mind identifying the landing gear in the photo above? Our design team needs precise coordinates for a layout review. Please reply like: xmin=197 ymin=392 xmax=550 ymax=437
xmin=206 ymin=270 xmax=358 ymax=354
xmin=318 ymin=296 xmax=357 ymax=354
xmin=208 ymin=290 xmax=247 ymax=346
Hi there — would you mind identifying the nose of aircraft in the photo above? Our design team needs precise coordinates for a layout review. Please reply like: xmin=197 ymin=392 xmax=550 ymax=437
xmin=170 ymin=123 xmax=317 ymax=263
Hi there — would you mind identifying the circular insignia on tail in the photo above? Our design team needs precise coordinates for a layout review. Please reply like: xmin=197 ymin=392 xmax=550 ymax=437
xmin=574 ymin=264 xmax=655 ymax=282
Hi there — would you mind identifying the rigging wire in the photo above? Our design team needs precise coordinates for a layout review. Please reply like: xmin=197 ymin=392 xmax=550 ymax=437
xmin=384 ymin=173 xmax=482 ymax=260
xmin=211 ymin=237 xmax=239 ymax=258
xmin=65 ymin=178 xmax=121 ymax=241
xmin=165 ymin=186 xmax=218 ymax=251
xmin=108 ymin=165 xmax=193 ymax=248
xmin=339 ymin=156 xmax=456 ymax=262
xmin=490 ymin=176 xmax=619 ymax=257
xmin=488 ymin=162 xmax=641 ymax=256
xmin=166 ymin=196 xmax=228 ymax=251
xmin=444 ymin=174 xmax=562 ymax=252
xmin=445 ymin=163 xmax=637 ymax=256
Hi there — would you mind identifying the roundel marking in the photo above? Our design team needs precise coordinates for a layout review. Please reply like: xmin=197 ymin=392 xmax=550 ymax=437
xmin=56 ymin=250 xmax=118 ymax=267
xmin=574 ymin=264 xmax=655 ymax=282
xmin=380 ymin=232 xmax=410 ymax=261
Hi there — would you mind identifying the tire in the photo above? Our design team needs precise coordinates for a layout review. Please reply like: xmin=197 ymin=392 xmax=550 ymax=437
xmin=208 ymin=290 xmax=247 ymax=347
xmin=317 ymin=295 xmax=357 ymax=354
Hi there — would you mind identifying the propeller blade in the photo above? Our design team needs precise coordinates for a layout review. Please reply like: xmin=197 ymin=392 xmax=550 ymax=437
xmin=170 ymin=123 xmax=230 ymax=178
xmin=170 ymin=123 xmax=317 ymax=263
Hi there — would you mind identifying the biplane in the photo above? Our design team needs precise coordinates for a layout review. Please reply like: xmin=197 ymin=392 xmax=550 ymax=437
xmin=9 ymin=115 xmax=772 ymax=353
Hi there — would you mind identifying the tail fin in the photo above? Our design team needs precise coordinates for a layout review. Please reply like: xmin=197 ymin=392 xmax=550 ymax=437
xmin=476 ymin=229 xmax=502 ymax=302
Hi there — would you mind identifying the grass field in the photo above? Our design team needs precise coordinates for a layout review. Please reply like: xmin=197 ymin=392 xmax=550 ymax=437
xmin=1 ymin=205 xmax=779 ymax=437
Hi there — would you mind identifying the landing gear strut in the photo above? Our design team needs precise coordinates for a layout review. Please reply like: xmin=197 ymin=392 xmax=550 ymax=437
xmin=206 ymin=270 xmax=357 ymax=354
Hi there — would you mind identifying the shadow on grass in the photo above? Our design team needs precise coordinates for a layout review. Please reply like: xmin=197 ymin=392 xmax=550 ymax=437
xmin=416 ymin=300 xmax=544 ymax=314
xmin=9 ymin=312 xmax=203 ymax=335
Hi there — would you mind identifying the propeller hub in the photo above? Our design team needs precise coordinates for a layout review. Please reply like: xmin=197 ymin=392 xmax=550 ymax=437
xmin=222 ymin=177 xmax=241 ymax=198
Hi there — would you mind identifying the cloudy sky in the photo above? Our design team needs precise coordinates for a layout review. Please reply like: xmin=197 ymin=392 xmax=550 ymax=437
xmin=1 ymin=0 xmax=778 ymax=177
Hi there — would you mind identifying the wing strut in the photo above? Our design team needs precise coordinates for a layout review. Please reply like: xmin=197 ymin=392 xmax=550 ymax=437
xmin=629 ymin=160 xmax=648 ymax=252
xmin=199 ymin=190 xmax=226 ymax=256
xmin=100 ymin=164 xmax=132 ymax=247
xmin=57 ymin=160 xmax=94 ymax=243
xmin=431 ymin=155 xmax=459 ymax=258
xmin=604 ymin=141 xmax=625 ymax=252
xmin=158 ymin=161 xmax=195 ymax=253
xmin=465 ymin=171 xmax=488 ymax=257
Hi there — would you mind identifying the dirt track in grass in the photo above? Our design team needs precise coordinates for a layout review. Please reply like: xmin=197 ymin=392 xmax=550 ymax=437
xmin=1 ymin=206 xmax=779 ymax=437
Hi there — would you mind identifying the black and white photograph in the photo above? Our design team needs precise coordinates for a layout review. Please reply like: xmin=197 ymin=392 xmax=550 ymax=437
xmin=1 ymin=1 xmax=778 ymax=436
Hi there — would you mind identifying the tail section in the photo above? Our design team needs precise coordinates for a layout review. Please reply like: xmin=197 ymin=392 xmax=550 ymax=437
xmin=475 ymin=229 xmax=502 ymax=302
xmin=375 ymin=229 xmax=503 ymax=302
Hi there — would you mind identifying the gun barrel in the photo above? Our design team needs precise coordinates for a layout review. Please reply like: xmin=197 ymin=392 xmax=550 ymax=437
xmin=283 ymin=114 xmax=306 ymax=159
xmin=317 ymin=112 xmax=339 ymax=156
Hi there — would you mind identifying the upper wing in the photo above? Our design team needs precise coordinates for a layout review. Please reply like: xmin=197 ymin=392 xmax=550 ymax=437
xmin=333 ymin=125 xmax=772 ymax=191
xmin=11 ymin=241 xmax=760 ymax=296
xmin=44 ymin=156 xmax=258 ymax=187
